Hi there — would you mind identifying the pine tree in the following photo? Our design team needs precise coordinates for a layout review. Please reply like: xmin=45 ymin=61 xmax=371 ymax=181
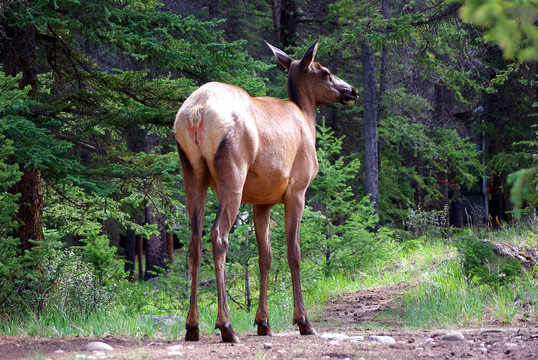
xmin=0 ymin=0 xmax=269 ymax=276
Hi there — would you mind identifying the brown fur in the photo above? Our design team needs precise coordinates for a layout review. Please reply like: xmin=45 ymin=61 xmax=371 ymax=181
xmin=173 ymin=41 xmax=358 ymax=343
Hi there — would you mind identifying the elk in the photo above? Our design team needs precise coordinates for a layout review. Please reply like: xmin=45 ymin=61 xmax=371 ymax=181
xmin=173 ymin=41 xmax=358 ymax=343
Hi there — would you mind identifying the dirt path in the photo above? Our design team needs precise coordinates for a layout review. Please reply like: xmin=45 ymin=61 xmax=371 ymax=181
xmin=1 ymin=284 xmax=537 ymax=360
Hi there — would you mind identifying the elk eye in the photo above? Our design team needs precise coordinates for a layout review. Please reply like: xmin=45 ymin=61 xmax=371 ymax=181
xmin=322 ymin=70 xmax=330 ymax=79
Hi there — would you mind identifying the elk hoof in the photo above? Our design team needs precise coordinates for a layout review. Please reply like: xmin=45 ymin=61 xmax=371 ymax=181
xmin=185 ymin=324 xmax=200 ymax=341
xmin=300 ymin=326 xmax=319 ymax=336
xmin=219 ymin=323 xmax=239 ymax=343
xmin=255 ymin=319 xmax=273 ymax=336
xmin=295 ymin=317 xmax=318 ymax=336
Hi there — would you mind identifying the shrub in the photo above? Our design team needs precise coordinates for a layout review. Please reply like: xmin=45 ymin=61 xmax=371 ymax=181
xmin=405 ymin=205 xmax=448 ymax=240
xmin=456 ymin=237 xmax=523 ymax=286
xmin=0 ymin=231 xmax=131 ymax=319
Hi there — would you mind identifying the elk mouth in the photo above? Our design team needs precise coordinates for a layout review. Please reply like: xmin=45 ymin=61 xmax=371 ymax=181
xmin=340 ymin=87 xmax=358 ymax=104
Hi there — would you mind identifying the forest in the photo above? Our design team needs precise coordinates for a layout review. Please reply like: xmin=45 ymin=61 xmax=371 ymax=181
xmin=0 ymin=0 xmax=537 ymax=353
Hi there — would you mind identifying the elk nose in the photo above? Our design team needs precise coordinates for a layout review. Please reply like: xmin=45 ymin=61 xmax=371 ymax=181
xmin=350 ymin=87 xmax=358 ymax=99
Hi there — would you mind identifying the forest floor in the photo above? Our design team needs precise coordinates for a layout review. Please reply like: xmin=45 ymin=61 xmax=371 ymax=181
xmin=1 ymin=282 xmax=538 ymax=360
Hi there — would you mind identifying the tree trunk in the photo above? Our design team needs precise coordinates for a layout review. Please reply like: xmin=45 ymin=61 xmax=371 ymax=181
xmin=166 ymin=222 xmax=174 ymax=263
xmin=489 ymin=174 xmax=504 ymax=228
xmin=12 ymin=165 xmax=44 ymax=250
xmin=361 ymin=40 xmax=379 ymax=228
xmin=279 ymin=0 xmax=297 ymax=46
xmin=142 ymin=131 xmax=167 ymax=280
xmin=207 ymin=0 xmax=220 ymax=18
xmin=125 ymin=229 xmax=136 ymax=282
xmin=144 ymin=200 xmax=167 ymax=280
xmin=439 ymin=173 xmax=449 ymax=225
xmin=2 ymin=25 xmax=43 ymax=249
xmin=102 ymin=218 xmax=120 ymax=248
xmin=270 ymin=0 xmax=281 ymax=43
xmin=137 ymin=234 xmax=144 ymax=281
xmin=449 ymin=186 xmax=463 ymax=228
xmin=415 ymin=153 xmax=423 ymax=208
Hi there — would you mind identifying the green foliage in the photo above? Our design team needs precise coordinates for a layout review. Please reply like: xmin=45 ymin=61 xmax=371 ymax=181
xmin=455 ymin=0 xmax=538 ymax=61
xmin=0 ymin=230 xmax=131 ymax=318
xmin=405 ymin=205 xmax=448 ymax=240
xmin=378 ymin=88 xmax=482 ymax=222
xmin=305 ymin=122 xmax=396 ymax=277
xmin=1 ymin=0 xmax=271 ymax=262
xmin=456 ymin=237 xmax=523 ymax=286
xmin=140 ymin=260 xmax=190 ymax=315
xmin=506 ymin=122 xmax=538 ymax=217
xmin=43 ymin=247 xmax=130 ymax=318
xmin=0 ymin=126 xmax=22 ymax=236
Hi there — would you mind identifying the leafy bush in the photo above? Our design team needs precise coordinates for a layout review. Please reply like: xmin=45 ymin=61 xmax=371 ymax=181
xmin=140 ymin=260 xmax=191 ymax=315
xmin=405 ymin=205 xmax=448 ymax=240
xmin=0 ymin=231 xmax=132 ymax=319
xmin=456 ymin=237 xmax=523 ymax=286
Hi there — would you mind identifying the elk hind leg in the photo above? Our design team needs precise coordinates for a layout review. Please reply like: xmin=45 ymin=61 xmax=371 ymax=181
xmin=211 ymin=189 xmax=243 ymax=343
xmin=178 ymin=144 xmax=208 ymax=341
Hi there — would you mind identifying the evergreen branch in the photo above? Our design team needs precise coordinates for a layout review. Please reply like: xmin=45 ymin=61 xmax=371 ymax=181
xmin=104 ymin=173 xmax=163 ymax=178
xmin=53 ymin=133 xmax=127 ymax=163
xmin=53 ymin=133 xmax=105 ymax=155
xmin=46 ymin=181 xmax=94 ymax=209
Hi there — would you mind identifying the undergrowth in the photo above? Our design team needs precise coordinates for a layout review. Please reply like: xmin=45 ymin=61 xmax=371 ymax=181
xmin=399 ymin=222 xmax=538 ymax=328
xmin=1 ymin=222 xmax=536 ymax=338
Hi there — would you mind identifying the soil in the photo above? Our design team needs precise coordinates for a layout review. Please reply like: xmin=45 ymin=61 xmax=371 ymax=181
xmin=1 ymin=283 xmax=537 ymax=360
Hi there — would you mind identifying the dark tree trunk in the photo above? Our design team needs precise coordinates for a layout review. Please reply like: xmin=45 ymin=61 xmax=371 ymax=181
xmin=125 ymin=229 xmax=136 ymax=282
xmin=207 ymin=0 xmax=220 ymax=18
xmin=271 ymin=0 xmax=281 ymax=43
xmin=166 ymin=222 xmax=174 ymax=263
xmin=415 ymin=153 xmax=423 ymax=207
xmin=2 ymin=25 xmax=43 ymax=249
xmin=102 ymin=218 xmax=120 ymax=248
xmin=1 ymin=25 xmax=38 ymax=89
xmin=144 ymin=201 xmax=167 ymax=280
xmin=137 ymin=234 xmax=144 ymax=280
xmin=450 ymin=187 xmax=463 ymax=228
xmin=378 ymin=0 xmax=391 ymax=202
xmin=12 ymin=165 xmax=44 ymax=250
xmin=279 ymin=0 xmax=297 ymax=46
xmin=361 ymin=41 xmax=379 ymax=228
xmin=489 ymin=174 xmax=504 ymax=228
xmin=142 ymin=132 xmax=167 ymax=280
xmin=439 ymin=173 xmax=449 ymax=225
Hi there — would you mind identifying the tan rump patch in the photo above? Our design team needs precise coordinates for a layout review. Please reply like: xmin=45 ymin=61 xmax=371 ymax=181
xmin=187 ymin=105 xmax=205 ymax=145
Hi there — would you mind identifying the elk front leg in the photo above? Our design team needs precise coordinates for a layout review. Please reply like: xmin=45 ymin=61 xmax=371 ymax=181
xmin=284 ymin=193 xmax=318 ymax=336
xmin=253 ymin=204 xmax=273 ymax=336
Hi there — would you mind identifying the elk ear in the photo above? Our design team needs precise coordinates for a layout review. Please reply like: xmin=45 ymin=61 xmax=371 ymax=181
xmin=299 ymin=41 xmax=318 ymax=70
xmin=265 ymin=41 xmax=292 ymax=70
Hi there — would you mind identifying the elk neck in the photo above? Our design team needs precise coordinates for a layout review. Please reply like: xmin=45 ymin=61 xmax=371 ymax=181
xmin=287 ymin=74 xmax=317 ymax=123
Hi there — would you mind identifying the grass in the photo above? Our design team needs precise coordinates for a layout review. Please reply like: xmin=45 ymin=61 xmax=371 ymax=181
xmin=398 ymin=222 xmax=538 ymax=328
xmin=1 ymin=308 xmax=164 ymax=338
xmin=1 ymin=223 xmax=536 ymax=338
xmin=400 ymin=265 xmax=537 ymax=327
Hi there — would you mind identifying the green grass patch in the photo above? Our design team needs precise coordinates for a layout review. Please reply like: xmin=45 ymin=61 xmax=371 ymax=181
xmin=400 ymin=261 xmax=537 ymax=327
xmin=0 ymin=307 xmax=183 ymax=339
xmin=1 ymin=224 xmax=536 ymax=338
